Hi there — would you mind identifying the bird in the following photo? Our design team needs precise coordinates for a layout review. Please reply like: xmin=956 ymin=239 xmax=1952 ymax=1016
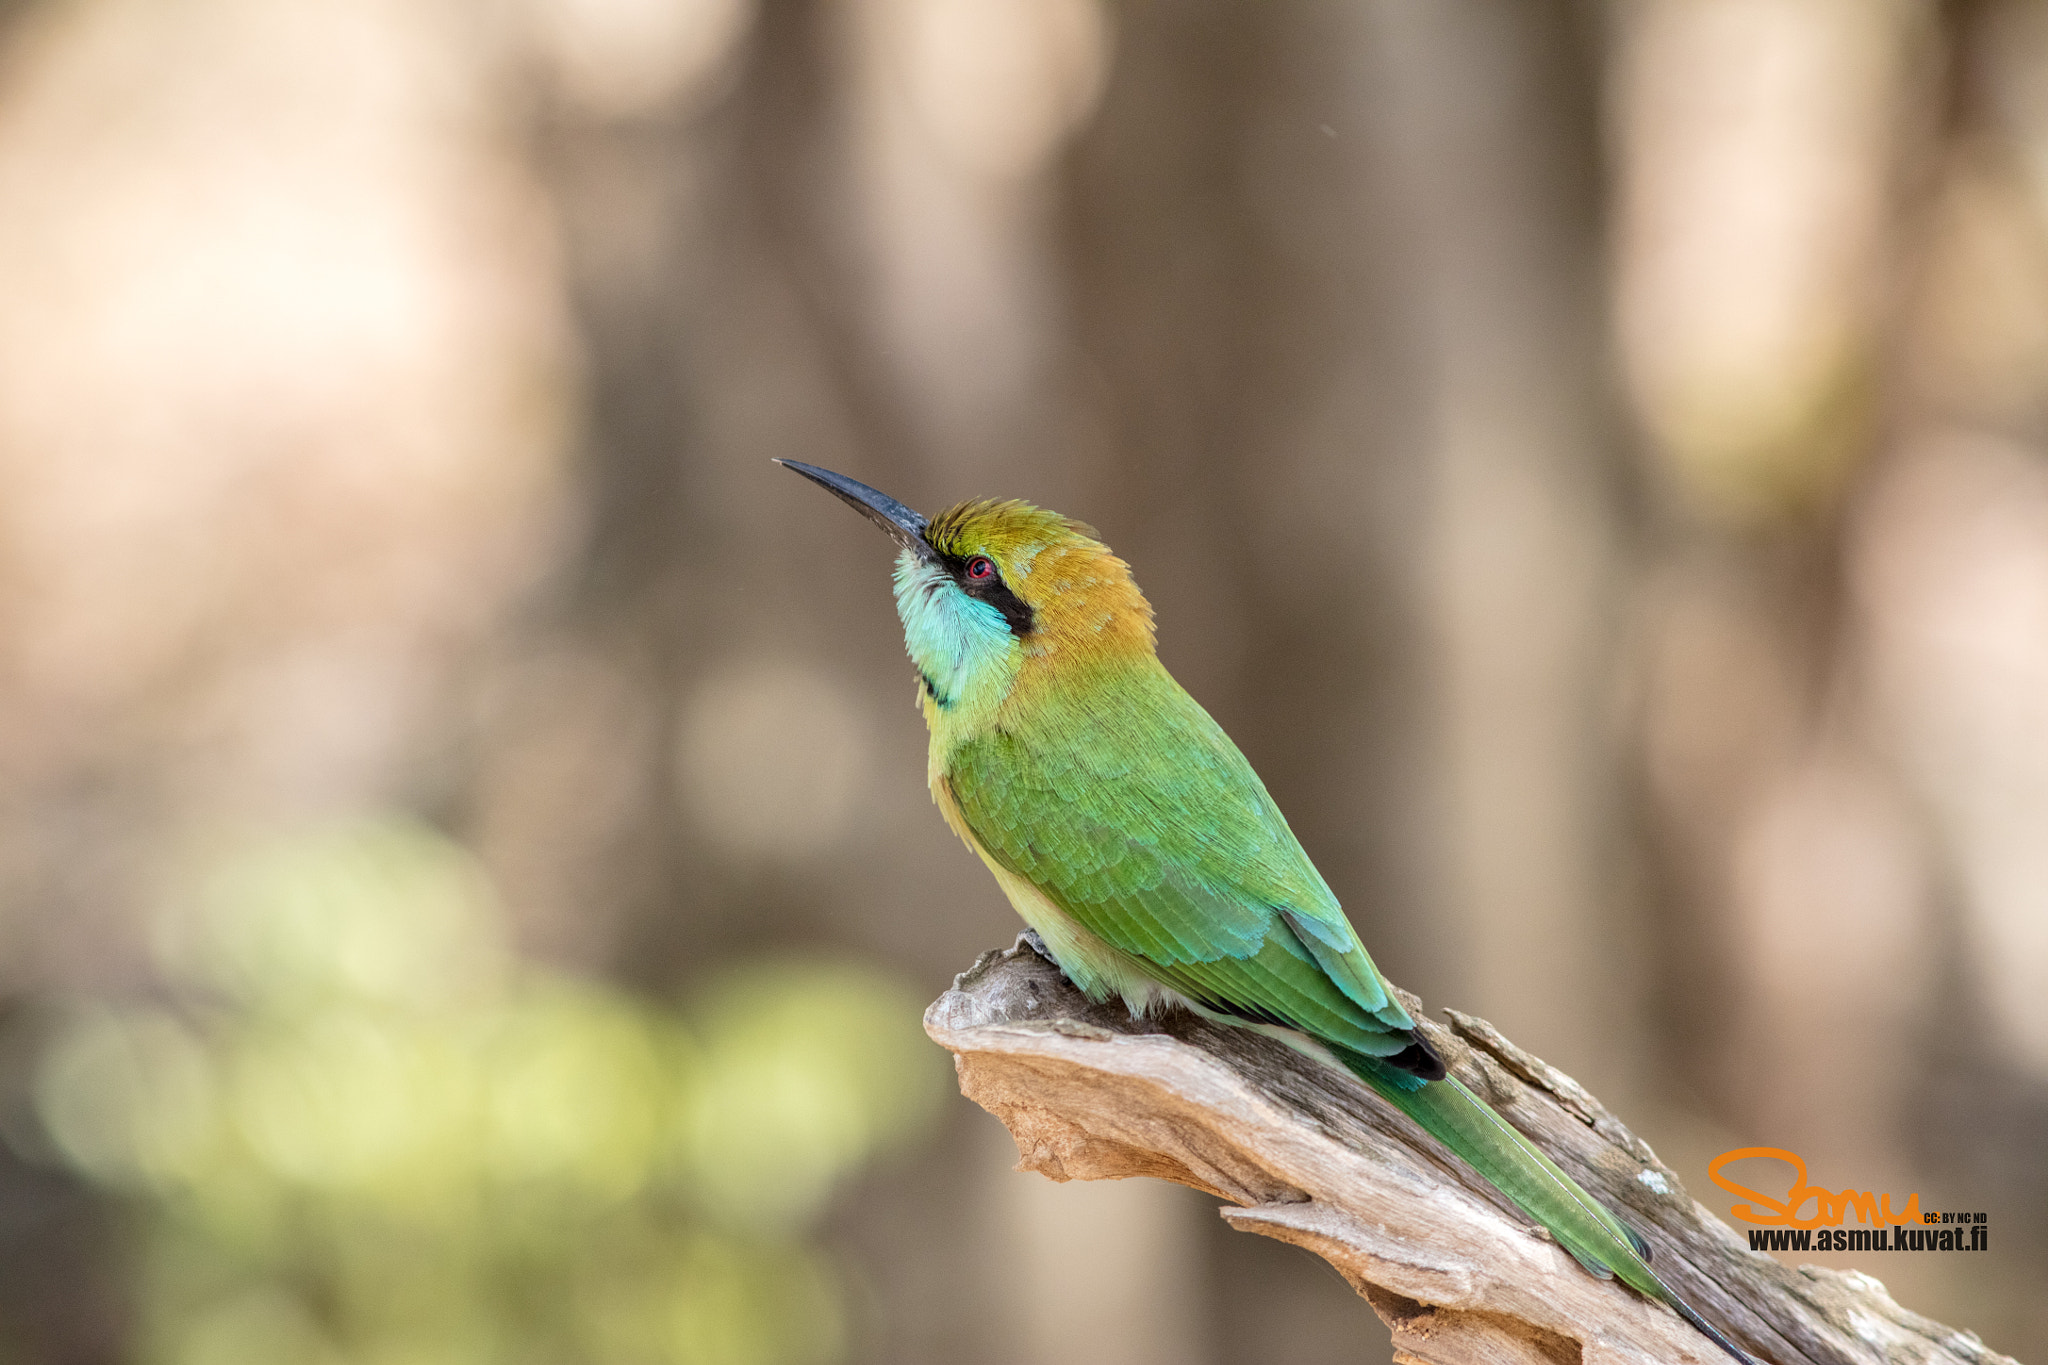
xmin=776 ymin=459 xmax=1755 ymax=1365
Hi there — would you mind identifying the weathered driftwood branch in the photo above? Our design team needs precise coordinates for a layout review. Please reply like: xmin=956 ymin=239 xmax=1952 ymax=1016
xmin=925 ymin=937 xmax=2013 ymax=1365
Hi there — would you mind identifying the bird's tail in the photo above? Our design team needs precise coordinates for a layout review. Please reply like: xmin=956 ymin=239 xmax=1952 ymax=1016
xmin=1340 ymin=1050 xmax=1758 ymax=1365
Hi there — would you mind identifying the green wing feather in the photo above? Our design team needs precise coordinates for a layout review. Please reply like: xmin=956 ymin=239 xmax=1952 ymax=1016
xmin=947 ymin=659 xmax=1760 ymax=1365
xmin=947 ymin=660 xmax=1415 ymax=1056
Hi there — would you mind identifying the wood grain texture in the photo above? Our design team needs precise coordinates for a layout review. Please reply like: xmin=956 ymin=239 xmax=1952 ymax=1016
xmin=925 ymin=938 xmax=2016 ymax=1365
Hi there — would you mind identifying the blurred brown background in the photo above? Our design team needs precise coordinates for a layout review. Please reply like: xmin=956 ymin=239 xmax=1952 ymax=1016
xmin=0 ymin=1 xmax=2043 ymax=1362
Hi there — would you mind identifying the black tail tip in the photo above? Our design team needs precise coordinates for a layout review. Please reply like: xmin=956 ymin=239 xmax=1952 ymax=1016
xmin=1673 ymin=1298 xmax=1760 ymax=1365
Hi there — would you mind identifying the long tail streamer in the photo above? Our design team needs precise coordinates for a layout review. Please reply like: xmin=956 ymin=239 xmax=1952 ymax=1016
xmin=1343 ymin=1055 xmax=1759 ymax=1365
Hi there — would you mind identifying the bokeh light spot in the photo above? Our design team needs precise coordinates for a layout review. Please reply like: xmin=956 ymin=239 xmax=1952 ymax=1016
xmin=675 ymin=664 xmax=870 ymax=864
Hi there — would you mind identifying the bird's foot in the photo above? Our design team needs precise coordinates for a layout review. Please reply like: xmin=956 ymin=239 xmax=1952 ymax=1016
xmin=1016 ymin=928 xmax=1061 ymax=968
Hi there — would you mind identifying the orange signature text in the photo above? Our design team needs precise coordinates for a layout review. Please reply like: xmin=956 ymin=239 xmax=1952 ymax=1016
xmin=1709 ymin=1147 xmax=1921 ymax=1228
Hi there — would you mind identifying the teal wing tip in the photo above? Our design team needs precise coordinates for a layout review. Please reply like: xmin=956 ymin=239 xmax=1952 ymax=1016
xmin=1561 ymin=1244 xmax=1616 ymax=1280
xmin=1624 ymin=1220 xmax=1651 ymax=1261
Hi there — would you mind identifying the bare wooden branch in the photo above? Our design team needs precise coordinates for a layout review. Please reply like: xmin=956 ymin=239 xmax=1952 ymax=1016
xmin=925 ymin=938 xmax=2015 ymax=1365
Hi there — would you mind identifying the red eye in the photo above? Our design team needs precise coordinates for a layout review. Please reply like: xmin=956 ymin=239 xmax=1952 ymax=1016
xmin=966 ymin=556 xmax=996 ymax=580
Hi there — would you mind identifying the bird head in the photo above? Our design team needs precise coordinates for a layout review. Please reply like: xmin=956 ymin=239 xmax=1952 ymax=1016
xmin=777 ymin=461 xmax=1154 ymax=713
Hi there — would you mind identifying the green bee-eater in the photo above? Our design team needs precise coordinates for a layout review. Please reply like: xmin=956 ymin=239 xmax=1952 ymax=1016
xmin=779 ymin=460 xmax=1753 ymax=1364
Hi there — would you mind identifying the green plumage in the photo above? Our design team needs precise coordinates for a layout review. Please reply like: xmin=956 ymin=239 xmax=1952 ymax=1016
xmin=776 ymin=462 xmax=1756 ymax=1365
xmin=948 ymin=655 xmax=1657 ymax=1275
xmin=947 ymin=658 xmax=1416 ymax=1057
xmin=1355 ymin=1061 xmax=1658 ymax=1287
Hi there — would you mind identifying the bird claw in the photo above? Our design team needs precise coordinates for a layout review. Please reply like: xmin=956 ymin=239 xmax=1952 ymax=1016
xmin=1017 ymin=928 xmax=1060 ymax=967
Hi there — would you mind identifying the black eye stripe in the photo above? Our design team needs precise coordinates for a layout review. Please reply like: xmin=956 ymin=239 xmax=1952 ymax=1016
xmin=936 ymin=549 xmax=1035 ymax=637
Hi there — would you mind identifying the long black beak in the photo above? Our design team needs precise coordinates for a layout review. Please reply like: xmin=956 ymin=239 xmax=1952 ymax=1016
xmin=775 ymin=460 xmax=938 ymax=562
